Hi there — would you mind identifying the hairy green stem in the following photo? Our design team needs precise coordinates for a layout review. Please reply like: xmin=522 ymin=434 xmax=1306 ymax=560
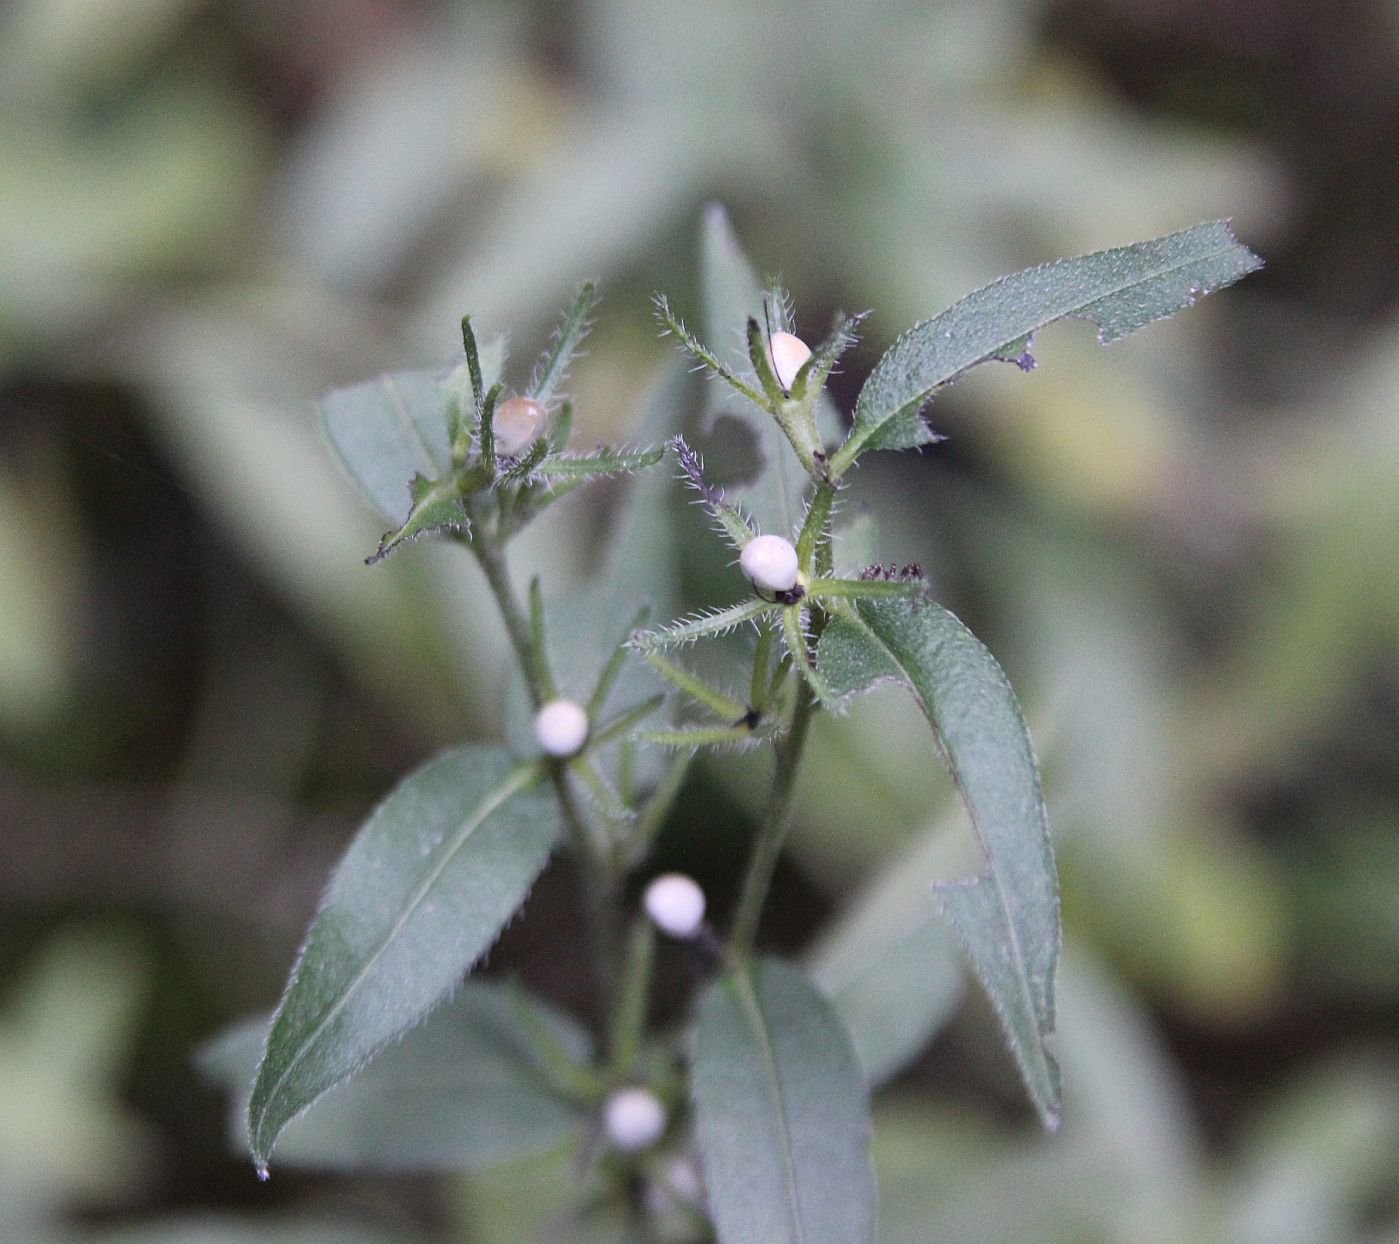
xmin=464 ymin=524 xmax=624 ymax=1038
xmin=729 ymin=676 xmax=817 ymax=954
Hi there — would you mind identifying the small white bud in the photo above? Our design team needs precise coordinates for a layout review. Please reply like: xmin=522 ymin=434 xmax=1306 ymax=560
xmin=603 ymin=1086 xmax=666 ymax=1152
xmin=739 ymin=534 xmax=800 ymax=593
xmin=644 ymin=873 xmax=706 ymax=938
xmin=493 ymin=396 xmax=547 ymax=456
xmin=767 ymin=331 xmax=812 ymax=392
xmin=533 ymin=698 xmax=589 ymax=757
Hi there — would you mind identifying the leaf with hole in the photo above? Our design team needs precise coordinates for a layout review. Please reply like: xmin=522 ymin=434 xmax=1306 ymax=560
xmin=832 ymin=220 xmax=1261 ymax=474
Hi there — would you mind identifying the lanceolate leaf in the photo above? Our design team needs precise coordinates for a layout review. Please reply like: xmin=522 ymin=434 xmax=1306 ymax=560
xmin=532 ymin=445 xmax=665 ymax=481
xmin=692 ymin=958 xmax=875 ymax=1244
xmin=248 ymin=747 xmax=559 ymax=1173
xmin=201 ymin=983 xmax=591 ymax=1172
xmin=832 ymin=220 xmax=1262 ymax=475
xmin=817 ymin=596 xmax=1061 ymax=1128
xmin=529 ymin=281 xmax=599 ymax=406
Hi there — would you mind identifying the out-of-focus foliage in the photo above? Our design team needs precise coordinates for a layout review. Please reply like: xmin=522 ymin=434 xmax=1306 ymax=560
xmin=3 ymin=0 xmax=1397 ymax=1239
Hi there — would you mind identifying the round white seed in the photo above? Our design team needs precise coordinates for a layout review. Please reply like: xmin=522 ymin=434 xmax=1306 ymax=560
xmin=643 ymin=873 xmax=707 ymax=938
xmin=603 ymin=1086 xmax=666 ymax=1152
xmin=533 ymin=698 xmax=589 ymax=758
xmin=767 ymin=331 xmax=812 ymax=392
xmin=493 ymin=396 xmax=547 ymax=456
xmin=739 ymin=534 xmax=800 ymax=593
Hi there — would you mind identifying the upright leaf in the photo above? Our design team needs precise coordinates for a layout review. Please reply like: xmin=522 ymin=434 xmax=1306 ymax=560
xmin=817 ymin=597 xmax=1061 ymax=1128
xmin=699 ymin=204 xmax=809 ymax=538
xmin=248 ymin=746 xmax=559 ymax=1173
xmin=529 ymin=281 xmax=600 ymax=406
xmin=832 ymin=220 xmax=1261 ymax=474
xmin=692 ymin=957 xmax=875 ymax=1244
xmin=201 ymin=983 xmax=590 ymax=1172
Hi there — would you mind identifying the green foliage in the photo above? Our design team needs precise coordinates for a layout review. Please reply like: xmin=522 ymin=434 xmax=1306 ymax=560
xmin=692 ymin=959 xmax=875 ymax=1244
xmin=818 ymin=596 xmax=1061 ymax=1126
xmin=247 ymin=747 xmax=559 ymax=1172
xmin=204 ymin=983 xmax=591 ymax=1172
xmin=226 ymin=208 xmax=1259 ymax=1241
xmin=829 ymin=220 xmax=1261 ymax=475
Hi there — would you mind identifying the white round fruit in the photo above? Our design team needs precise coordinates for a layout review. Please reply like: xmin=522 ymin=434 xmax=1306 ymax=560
xmin=739 ymin=534 xmax=800 ymax=593
xmin=533 ymin=698 xmax=589 ymax=758
xmin=493 ymin=396 xmax=547 ymax=455
xmin=603 ymin=1086 xmax=666 ymax=1152
xmin=767 ymin=331 xmax=812 ymax=392
xmin=644 ymin=873 xmax=706 ymax=938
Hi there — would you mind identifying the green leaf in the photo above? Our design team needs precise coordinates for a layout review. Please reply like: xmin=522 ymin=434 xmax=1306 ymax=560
xmin=692 ymin=958 xmax=875 ymax=1244
xmin=248 ymin=746 xmax=559 ymax=1173
xmin=832 ymin=220 xmax=1261 ymax=475
xmin=532 ymin=445 xmax=665 ymax=482
xmin=530 ymin=281 xmax=600 ymax=406
xmin=199 ymin=983 xmax=590 ymax=1172
xmin=817 ymin=597 xmax=1061 ymax=1128
xmin=324 ymin=340 xmax=505 ymax=521
xmin=366 ymin=473 xmax=468 ymax=564
xmin=628 ymin=598 xmax=774 ymax=651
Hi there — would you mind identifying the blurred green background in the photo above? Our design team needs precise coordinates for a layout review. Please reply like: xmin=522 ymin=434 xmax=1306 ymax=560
xmin=3 ymin=0 xmax=1398 ymax=1240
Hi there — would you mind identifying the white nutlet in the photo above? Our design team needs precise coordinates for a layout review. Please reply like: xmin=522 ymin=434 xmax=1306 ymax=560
xmin=767 ymin=331 xmax=812 ymax=392
xmin=493 ymin=396 xmax=547 ymax=456
xmin=534 ymin=698 xmax=589 ymax=758
xmin=739 ymin=534 xmax=800 ymax=594
xmin=644 ymin=873 xmax=706 ymax=939
xmin=603 ymin=1086 xmax=667 ymax=1152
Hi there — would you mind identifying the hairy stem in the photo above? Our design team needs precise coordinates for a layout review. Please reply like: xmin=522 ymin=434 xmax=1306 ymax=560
xmin=728 ymin=676 xmax=817 ymax=954
xmin=464 ymin=525 xmax=624 ymax=1037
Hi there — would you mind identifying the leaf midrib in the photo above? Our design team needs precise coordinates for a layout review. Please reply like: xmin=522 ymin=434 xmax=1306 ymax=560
xmin=254 ymin=759 xmax=543 ymax=1146
xmin=733 ymin=966 xmax=806 ymax=1244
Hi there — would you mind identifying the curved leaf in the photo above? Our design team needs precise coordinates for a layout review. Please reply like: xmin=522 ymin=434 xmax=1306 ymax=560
xmin=201 ymin=983 xmax=589 ymax=1172
xmin=817 ymin=596 xmax=1061 ymax=1128
xmin=832 ymin=220 xmax=1261 ymax=474
xmin=248 ymin=746 xmax=559 ymax=1172
xmin=692 ymin=957 xmax=875 ymax=1244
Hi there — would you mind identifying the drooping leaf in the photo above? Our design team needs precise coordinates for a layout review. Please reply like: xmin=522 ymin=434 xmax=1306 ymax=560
xmin=831 ymin=220 xmax=1261 ymax=474
xmin=248 ymin=746 xmax=559 ymax=1173
xmin=692 ymin=957 xmax=875 ymax=1244
xmin=324 ymin=339 xmax=505 ymax=522
xmin=200 ymin=982 xmax=590 ymax=1172
xmin=817 ymin=596 xmax=1061 ymax=1128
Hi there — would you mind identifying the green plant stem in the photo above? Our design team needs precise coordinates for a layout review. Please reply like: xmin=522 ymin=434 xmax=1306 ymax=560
xmin=729 ymin=675 xmax=817 ymax=955
xmin=609 ymin=918 xmax=655 ymax=1079
xmin=464 ymin=525 xmax=624 ymax=1038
